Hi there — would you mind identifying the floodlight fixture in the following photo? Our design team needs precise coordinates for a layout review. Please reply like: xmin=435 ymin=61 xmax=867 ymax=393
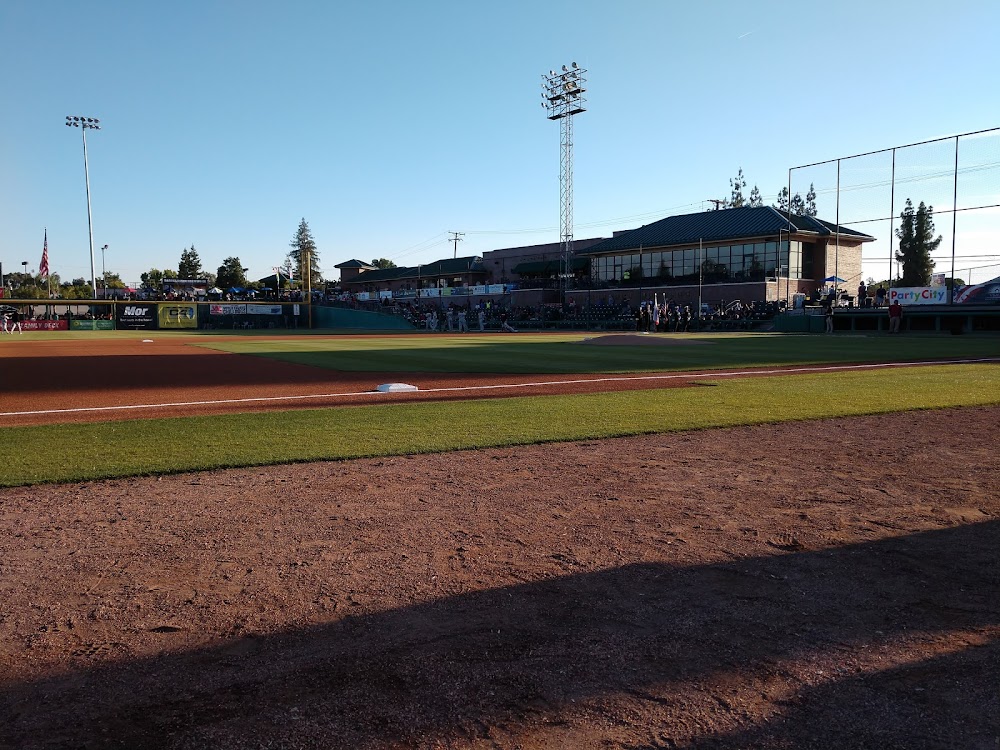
xmin=63 ymin=114 xmax=102 ymax=298
xmin=540 ymin=63 xmax=588 ymax=311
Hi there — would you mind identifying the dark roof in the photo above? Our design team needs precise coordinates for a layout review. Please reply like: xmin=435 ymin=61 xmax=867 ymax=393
xmin=577 ymin=206 xmax=874 ymax=256
xmin=335 ymin=259 xmax=376 ymax=269
xmin=345 ymin=256 xmax=487 ymax=284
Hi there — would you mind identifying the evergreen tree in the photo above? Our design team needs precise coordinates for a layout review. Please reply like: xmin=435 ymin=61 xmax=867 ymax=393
xmin=774 ymin=187 xmax=790 ymax=213
xmin=805 ymin=183 xmax=818 ymax=217
xmin=789 ymin=193 xmax=806 ymax=216
xmin=747 ymin=185 xmax=763 ymax=208
xmin=216 ymin=257 xmax=248 ymax=290
xmin=895 ymin=199 xmax=939 ymax=286
xmin=288 ymin=218 xmax=322 ymax=284
xmin=728 ymin=168 xmax=747 ymax=208
xmin=178 ymin=245 xmax=204 ymax=279
xmin=371 ymin=258 xmax=397 ymax=269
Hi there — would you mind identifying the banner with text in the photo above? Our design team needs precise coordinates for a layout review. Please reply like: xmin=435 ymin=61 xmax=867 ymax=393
xmin=158 ymin=303 xmax=198 ymax=328
xmin=117 ymin=303 xmax=158 ymax=329
xmin=22 ymin=319 xmax=69 ymax=331
xmin=70 ymin=319 xmax=115 ymax=330
xmin=887 ymin=287 xmax=948 ymax=305
xmin=210 ymin=304 xmax=247 ymax=315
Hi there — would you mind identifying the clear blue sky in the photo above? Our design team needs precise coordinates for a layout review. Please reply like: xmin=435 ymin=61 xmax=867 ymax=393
xmin=2 ymin=0 xmax=999 ymax=287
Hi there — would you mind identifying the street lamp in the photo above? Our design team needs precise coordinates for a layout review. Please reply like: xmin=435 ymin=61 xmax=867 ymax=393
xmin=65 ymin=115 xmax=101 ymax=299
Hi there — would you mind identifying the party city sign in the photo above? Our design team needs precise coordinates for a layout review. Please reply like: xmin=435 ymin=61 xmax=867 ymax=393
xmin=888 ymin=287 xmax=947 ymax=305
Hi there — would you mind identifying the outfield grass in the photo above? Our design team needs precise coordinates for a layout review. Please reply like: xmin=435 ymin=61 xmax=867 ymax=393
xmin=4 ymin=364 xmax=998 ymax=487
xmin=203 ymin=332 xmax=1000 ymax=374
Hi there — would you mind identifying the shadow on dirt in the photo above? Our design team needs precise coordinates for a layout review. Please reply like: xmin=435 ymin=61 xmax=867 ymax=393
xmin=2 ymin=521 xmax=998 ymax=749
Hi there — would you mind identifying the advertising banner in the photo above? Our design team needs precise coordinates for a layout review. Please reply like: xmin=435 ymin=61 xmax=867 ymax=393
xmin=887 ymin=287 xmax=948 ymax=305
xmin=117 ymin=303 xmax=158 ymax=329
xmin=70 ymin=319 xmax=115 ymax=330
xmin=471 ymin=285 xmax=487 ymax=296
xmin=210 ymin=304 xmax=248 ymax=315
xmin=246 ymin=304 xmax=283 ymax=315
xmin=22 ymin=319 xmax=69 ymax=331
xmin=356 ymin=292 xmax=370 ymax=301
xmin=158 ymin=303 xmax=198 ymax=328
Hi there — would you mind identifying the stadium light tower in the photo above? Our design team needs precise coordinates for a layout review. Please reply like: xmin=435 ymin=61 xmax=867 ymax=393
xmin=541 ymin=62 xmax=587 ymax=308
xmin=65 ymin=115 xmax=101 ymax=299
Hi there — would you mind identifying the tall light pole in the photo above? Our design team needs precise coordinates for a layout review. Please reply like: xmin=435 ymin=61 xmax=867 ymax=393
xmin=65 ymin=115 xmax=101 ymax=299
xmin=101 ymin=244 xmax=108 ymax=298
xmin=777 ymin=228 xmax=790 ymax=307
xmin=541 ymin=62 xmax=587 ymax=310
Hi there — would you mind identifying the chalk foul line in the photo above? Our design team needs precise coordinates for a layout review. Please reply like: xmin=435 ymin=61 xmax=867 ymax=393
xmin=2 ymin=358 xmax=997 ymax=418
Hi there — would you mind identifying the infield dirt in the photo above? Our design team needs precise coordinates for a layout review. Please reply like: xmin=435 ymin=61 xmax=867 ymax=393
xmin=1 ymin=406 xmax=997 ymax=749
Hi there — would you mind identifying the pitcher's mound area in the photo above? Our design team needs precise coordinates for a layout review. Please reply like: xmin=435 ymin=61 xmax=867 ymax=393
xmin=580 ymin=333 xmax=710 ymax=346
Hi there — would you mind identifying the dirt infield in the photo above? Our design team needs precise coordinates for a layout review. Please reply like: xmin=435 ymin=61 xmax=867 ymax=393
xmin=0 ymin=337 xmax=712 ymax=426
xmin=1 ymin=406 xmax=997 ymax=748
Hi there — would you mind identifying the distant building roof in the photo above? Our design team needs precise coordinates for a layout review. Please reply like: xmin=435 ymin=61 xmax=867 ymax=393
xmin=345 ymin=256 xmax=486 ymax=284
xmin=335 ymin=259 xmax=377 ymax=270
xmin=578 ymin=206 xmax=875 ymax=256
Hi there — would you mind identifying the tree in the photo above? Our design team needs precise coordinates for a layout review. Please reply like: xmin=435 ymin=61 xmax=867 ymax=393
xmin=805 ymin=183 xmax=818 ymax=217
xmin=216 ymin=257 xmax=249 ymax=290
xmin=140 ymin=268 xmax=178 ymax=289
xmin=895 ymin=199 xmax=940 ymax=286
xmin=61 ymin=279 xmax=94 ymax=299
xmin=773 ymin=185 xmax=812 ymax=216
xmin=288 ymin=218 xmax=322 ymax=284
xmin=747 ymin=185 xmax=763 ymax=208
xmin=728 ymin=168 xmax=747 ymax=208
xmin=371 ymin=258 xmax=397 ymax=269
xmin=178 ymin=245 xmax=204 ymax=279
xmin=774 ymin=186 xmax=790 ymax=213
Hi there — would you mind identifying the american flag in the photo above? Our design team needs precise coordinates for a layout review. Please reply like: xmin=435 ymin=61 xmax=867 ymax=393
xmin=39 ymin=229 xmax=50 ymax=279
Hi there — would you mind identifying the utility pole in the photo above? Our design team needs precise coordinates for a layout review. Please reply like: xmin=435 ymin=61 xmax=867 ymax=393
xmin=448 ymin=231 xmax=465 ymax=259
xmin=706 ymin=198 xmax=726 ymax=211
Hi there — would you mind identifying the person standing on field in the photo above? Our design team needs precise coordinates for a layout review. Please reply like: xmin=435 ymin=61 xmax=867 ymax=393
xmin=888 ymin=299 xmax=903 ymax=334
xmin=9 ymin=308 xmax=22 ymax=334
xmin=477 ymin=307 xmax=485 ymax=332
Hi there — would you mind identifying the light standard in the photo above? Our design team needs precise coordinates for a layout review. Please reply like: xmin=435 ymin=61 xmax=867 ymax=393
xmin=65 ymin=115 xmax=101 ymax=299
xmin=541 ymin=62 xmax=587 ymax=311
xmin=777 ymin=226 xmax=793 ymax=308
xmin=101 ymin=244 xmax=108 ymax=298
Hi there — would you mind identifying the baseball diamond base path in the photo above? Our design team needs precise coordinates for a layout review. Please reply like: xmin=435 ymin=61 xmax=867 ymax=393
xmin=1 ymin=336 xmax=994 ymax=427
xmin=1 ymin=406 xmax=998 ymax=749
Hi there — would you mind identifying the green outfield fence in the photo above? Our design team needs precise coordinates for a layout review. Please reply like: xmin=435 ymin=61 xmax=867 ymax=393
xmin=0 ymin=300 xmax=309 ymax=332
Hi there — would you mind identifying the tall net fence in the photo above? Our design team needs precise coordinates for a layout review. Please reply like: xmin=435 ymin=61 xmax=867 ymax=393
xmin=790 ymin=127 xmax=1000 ymax=292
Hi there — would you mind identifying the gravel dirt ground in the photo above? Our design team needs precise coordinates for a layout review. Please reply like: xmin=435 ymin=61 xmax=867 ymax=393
xmin=1 ymin=406 xmax=998 ymax=749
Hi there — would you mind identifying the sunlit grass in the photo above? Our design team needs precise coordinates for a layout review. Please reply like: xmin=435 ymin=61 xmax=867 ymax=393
xmin=4 ymin=364 xmax=997 ymax=487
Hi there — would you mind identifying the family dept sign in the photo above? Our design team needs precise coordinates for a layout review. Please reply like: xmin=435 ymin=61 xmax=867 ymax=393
xmin=888 ymin=287 xmax=948 ymax=305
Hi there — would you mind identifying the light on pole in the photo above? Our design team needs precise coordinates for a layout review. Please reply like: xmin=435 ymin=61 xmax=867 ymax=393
xmin=65 ymin=115 xmax=101 ymax=299
xmin=541 ymin=62 xmax=587 ymax=311
xmin=777 ymin=225 xmax=794 ymax=308
xmin=101 ymin=244 xmax=108 ymax=298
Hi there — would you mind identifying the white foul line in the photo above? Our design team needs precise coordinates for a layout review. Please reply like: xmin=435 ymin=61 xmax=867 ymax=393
xmin=1 ymin=358 xmax=997 ymax=419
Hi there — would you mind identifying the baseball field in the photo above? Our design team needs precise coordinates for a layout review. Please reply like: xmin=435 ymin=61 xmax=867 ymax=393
xmin=1 ymin=329 xmax=999 ymax=748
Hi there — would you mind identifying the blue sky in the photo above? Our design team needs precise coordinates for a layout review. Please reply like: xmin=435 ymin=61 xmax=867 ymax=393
xmin=2 ymin=0 xmax=998 ymax=287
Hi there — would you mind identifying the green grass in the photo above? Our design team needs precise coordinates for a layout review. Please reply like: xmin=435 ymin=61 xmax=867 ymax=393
xmin=202 ymin=332 xmax=1000 ymax=374
xmin=4 ymin=363 xmax=998 ymax=487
